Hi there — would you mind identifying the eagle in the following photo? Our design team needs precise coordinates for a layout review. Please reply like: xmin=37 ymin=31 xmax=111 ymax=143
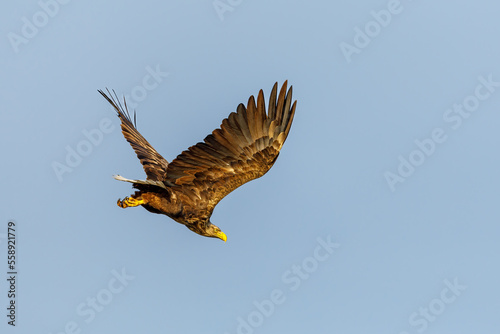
xmin=98 ymin=81 xmax=296 ymax=242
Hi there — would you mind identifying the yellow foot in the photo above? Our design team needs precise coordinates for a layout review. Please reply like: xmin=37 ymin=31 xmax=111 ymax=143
xmin=117 ymin=196 xmax=144 ymax=208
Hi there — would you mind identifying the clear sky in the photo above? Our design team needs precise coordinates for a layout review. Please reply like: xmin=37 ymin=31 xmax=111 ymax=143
xmin=1 ymin=0 xmax=499 ymax=333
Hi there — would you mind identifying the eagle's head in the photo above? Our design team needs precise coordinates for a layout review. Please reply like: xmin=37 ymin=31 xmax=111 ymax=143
xmin=205 ymin=222 xmax=227 ymax=242
xmin=186 ymin=218 xmax=227 ymax=242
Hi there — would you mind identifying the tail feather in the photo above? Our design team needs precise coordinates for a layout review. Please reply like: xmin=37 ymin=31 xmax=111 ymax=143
xmin=113 ymin=175 xmax=166 ymax=189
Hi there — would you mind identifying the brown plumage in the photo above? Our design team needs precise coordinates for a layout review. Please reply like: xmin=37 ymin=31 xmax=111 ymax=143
xmin=98 ymin=81 xmax=296 ymax=241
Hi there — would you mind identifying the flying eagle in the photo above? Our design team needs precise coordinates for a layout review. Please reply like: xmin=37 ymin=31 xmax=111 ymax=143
xmin=98 ymin=81 xmax=296 ymax=242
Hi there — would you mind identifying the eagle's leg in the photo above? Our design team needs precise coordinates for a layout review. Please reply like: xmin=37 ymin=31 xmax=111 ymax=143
xmin=117 ymin=195 xmax=145 ymax=208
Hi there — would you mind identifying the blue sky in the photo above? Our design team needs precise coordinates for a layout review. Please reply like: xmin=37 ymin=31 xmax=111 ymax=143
xmin=1 ymin=0 xmax=499 ymax=333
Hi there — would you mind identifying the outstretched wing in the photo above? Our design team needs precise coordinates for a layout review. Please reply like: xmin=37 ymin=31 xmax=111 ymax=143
xmin=165 ymin=81 xmax=296 ymax=212
xmin=98 ymin=89 xmax=168 ymax=181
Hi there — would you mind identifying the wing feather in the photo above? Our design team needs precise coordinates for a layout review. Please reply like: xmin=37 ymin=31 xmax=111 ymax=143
xmin=98 ymin=89 xmax=168 ymax=181
xmin=255 ymin=90 xmax=267 ymax=139
xmin=234 ymin=105 xmax=253 ymax=145
xmin=275 ymin=81 xmax=288 ymax=123
xmin=246 ymin=95 xmax=259 ymax=141
xmin=268 ymin=82 xmax=278 ymax=120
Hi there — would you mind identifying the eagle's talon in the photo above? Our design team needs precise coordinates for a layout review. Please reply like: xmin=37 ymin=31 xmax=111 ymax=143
xmin=117 ymin=198 xmax=125 ymax=208
xmin=117 ymin=196 xmax=144 ymax=208
xmin=117 ymin=198 xmax=126 ymax=208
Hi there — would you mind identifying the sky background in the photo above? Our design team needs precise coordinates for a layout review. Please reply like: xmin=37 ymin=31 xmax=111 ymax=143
xmin=1 ymin=0 xmax=499 ymax=333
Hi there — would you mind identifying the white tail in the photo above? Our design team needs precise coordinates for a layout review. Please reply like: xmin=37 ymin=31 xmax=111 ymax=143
xmin=113 ymin=175 xmax=167 ymax=189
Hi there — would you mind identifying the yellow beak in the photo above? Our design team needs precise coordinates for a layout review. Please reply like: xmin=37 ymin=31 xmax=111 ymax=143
xmin=217 ymin=231 xmax=227 ymax=242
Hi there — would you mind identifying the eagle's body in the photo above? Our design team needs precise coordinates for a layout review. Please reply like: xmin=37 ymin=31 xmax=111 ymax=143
xmin=99 ymin=81 xmax=296 ymax=241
